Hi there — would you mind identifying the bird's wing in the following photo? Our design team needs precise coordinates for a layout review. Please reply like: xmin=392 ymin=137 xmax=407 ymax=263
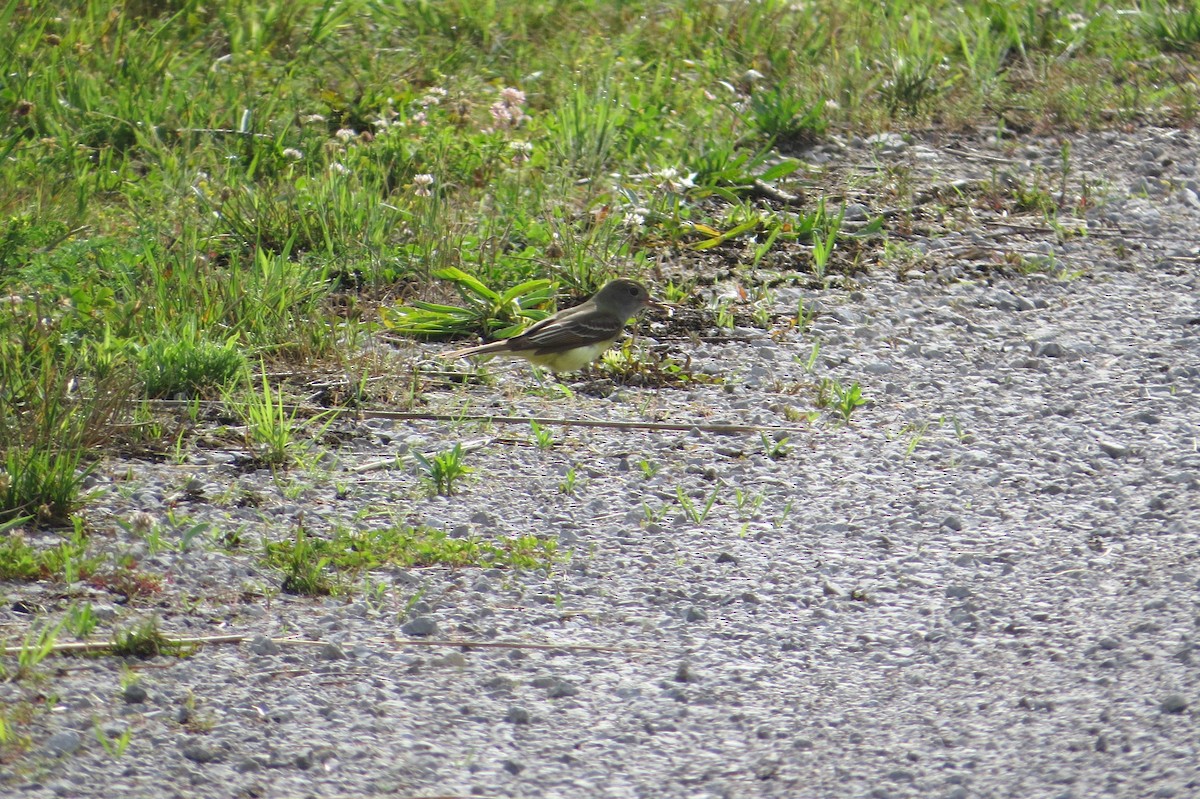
xmin=440 ymin=339 xmax=513 ymax=358
xmin=510 ymin=308 xmax=625 ymax=352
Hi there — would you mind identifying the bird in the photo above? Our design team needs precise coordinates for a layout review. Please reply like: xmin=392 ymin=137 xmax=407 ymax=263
xmin=440 ymin=278 xmax=662 ymax=373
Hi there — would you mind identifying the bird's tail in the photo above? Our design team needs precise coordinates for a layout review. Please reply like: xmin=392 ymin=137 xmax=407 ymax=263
xmin=440 ymin=340 xmax=509 ymax=359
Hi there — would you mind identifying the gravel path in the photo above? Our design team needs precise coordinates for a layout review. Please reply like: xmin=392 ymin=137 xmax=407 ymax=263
xmin=3 ymin=128 xmax=1199 ymax=798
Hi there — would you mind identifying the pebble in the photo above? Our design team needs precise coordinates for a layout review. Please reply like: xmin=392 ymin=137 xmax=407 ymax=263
xmin=400 ymin=616 xmax=439 ymax=637
xmin=43 ymin=731 xmax=83 ymax=758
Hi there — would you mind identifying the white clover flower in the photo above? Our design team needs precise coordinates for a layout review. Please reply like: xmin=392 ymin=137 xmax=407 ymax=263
xmin=624 ymin=206 xmax=649 ymax=228
xmin=655 ymin=166 xmax=696 ymax=192
xmin=335 ymin=128 xmax=357 ymax=142
xmin=499 ymin=86 xmax=526 ymax=106
xmin=331 ymin=162 xmax=351 ymax=175
xmin=413 ymin=173 xmax=435 ymax=196
xmin=301 ymin=113 xmax=327 ymax=124
xmin=420 ymin=87 xmax=448 ymax=106
xmin=282 ymin=148 xmax=303 ymax=160
xmin=510 ymin=141 xmax=533 ymax=163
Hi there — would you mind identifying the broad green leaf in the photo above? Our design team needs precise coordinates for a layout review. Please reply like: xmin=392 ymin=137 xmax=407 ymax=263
xmin=692 ymin=217 xmax=762 ymax=250
xmin=499 ymin=279 xmax=554 ymax=306
xmin=433 ymin=267 xmax=498 ymax=302
xmin=758 ymin=159 xmax=802 ymax=182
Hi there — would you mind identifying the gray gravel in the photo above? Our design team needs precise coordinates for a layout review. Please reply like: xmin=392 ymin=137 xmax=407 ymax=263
xmin=2 ymin=128 xmax=1199 ymax=798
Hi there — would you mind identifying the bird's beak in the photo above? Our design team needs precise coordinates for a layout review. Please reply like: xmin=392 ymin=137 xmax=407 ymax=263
xmin=647 ymin=298 xmax=673 ymax=316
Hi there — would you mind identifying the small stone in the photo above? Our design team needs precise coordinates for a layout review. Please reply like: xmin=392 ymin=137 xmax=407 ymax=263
xmin=945 ymin=585 xmax=972 ymax=599
xmin=685 ymin=605 xmax=708 ymax=622
xmin=843 ymin=203 xmax=870 ymax=220
xmin=318 ymin=643 xmax=346 ymax=660
xmin=1097 ymin=438 xmax=1132 ymax=458
xmin=1161 ymin=693 xmax=1188 ymax=714
xmin=716 ymin=552 xmax=738 ymax=564
xmin=43 ymin=731 xmax=83 ymax=757
xmin=431 ymin=652 xmax=467 ymax=668
xmin=674 ymin=662 xmax=695 ymax=683
xmin=123 ymin=684 xmax=148 ymax=704
xmin=502 ymin=759 xmax=523 ymax=775
xmin=504 ymin=706 xmax=531 ymax=724
xmin=181 ymin=743 xmax=221 ymax=763
xmin=547 ymin=679 xmax=579 ymax=698
xmin=401 ymin=616 xmax=439 ymax=637
xmin=248 ymin=635 xmax=279 ymax=655
xmin=941 ymin=515 xmax=963 ymax=531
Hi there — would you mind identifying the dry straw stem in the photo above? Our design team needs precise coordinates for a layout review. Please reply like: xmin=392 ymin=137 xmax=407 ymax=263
xmin=148 ymin=399 xmax=800 ymax=437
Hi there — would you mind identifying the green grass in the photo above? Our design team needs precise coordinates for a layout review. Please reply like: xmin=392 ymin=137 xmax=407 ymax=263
xmin=0 ymin=522 xmax=100 ymax=582
xmin=264 ymin=522 xmax=557 ymax=595
xmin=1 ymin=0 xmax=1196 ymax=526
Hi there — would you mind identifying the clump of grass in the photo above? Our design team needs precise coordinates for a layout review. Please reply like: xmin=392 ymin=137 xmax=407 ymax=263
xmin=381 ymin=268 xmax=555 ymax=340
xmin=818 ymin=379 xmax=867 ymax=424
xmin=1141 ymin=0 xmax=1200 ymax=51
xmin=0 ymin=301 xmax=130 ymax=524
xmin=263 ymin=522 xmax=557 ymax=589
xmin=414 ymin=443 xmax=473 ymax=497
xmin=227 ymin=368 xmax=335 ymax=467
xmin=138 ymin=334 xmax=246 ymax=398
xmin=110 ymin=618 xmax=189 ymax=659
xmin=4 ymin=618 xmax=66 ymax=682
xmin=273 ymin=526 xmax=336 ymax=596
xmin=746 ymin=87 xmax=827 ymax=147
xmin=0 ymin=521 xmax=99 ymax=582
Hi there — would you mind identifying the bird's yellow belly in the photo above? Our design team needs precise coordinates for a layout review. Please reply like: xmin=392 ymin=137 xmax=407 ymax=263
xmin=523 ymin=339 xmax=617 ymax=372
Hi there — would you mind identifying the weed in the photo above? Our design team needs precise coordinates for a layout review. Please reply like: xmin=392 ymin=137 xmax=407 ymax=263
xmin=745 ymin=87 xmax=827 ymax=146
xmin=800 ymin=340 xmax=822 ymax=374
xmin=94 ymin=720 xmax=133 ymax=759
xmin=904 ymin=421 xmax=932 ymax=456
xmin=594 ymin=339 xmax=705 ymax=387
xmin=559 ymin=467 xmax=579 ymax=496
xmin=272 ymin=526 xmax=335 ymax=596
xmin=265 ymin=522 xmax=557 ymax=578
xmin=830 ymin=380 xmax=867 ymax=424
xmin=734 ymin=489 xmax=765 ymax=517
xmin=9 ymin=617 xmax=66 ymax=681
xmin=90 ymin=563 xmax=164 ymax=601
xmin=0 ymin=523 xmax=98 ymax=583
xmin=676 ymin=485 xmax=720 ymax=524
xmin=642 ymin=501 xmax=668 ymax=524
xmin=231 ymin=368 xmax=335 ymax=467
xmin=1141 ymin=0 xmax=1200 ymax=51
xmin=414 ymin=443 xmax=473 ymax=497
xmin=381 ymin=269 xmax=555 ymax=340
xmin=138 ymin=333 xmax=245 ymax=399
xmin=761 ymin=433 xmax=790 ymax=460
xmin=811 ymin=201 xmax=846 ymax=279
xmin=110 ymin=617 xmax=187 ymax=659
xmin=64 ymin=603 xmax=99 ymax=640
xmin=530 ymin=420 xmax=555 ymax=450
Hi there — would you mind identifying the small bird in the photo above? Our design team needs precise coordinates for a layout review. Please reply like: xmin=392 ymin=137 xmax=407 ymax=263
xmin=441 ymin=278 xmax=662 ymax=373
